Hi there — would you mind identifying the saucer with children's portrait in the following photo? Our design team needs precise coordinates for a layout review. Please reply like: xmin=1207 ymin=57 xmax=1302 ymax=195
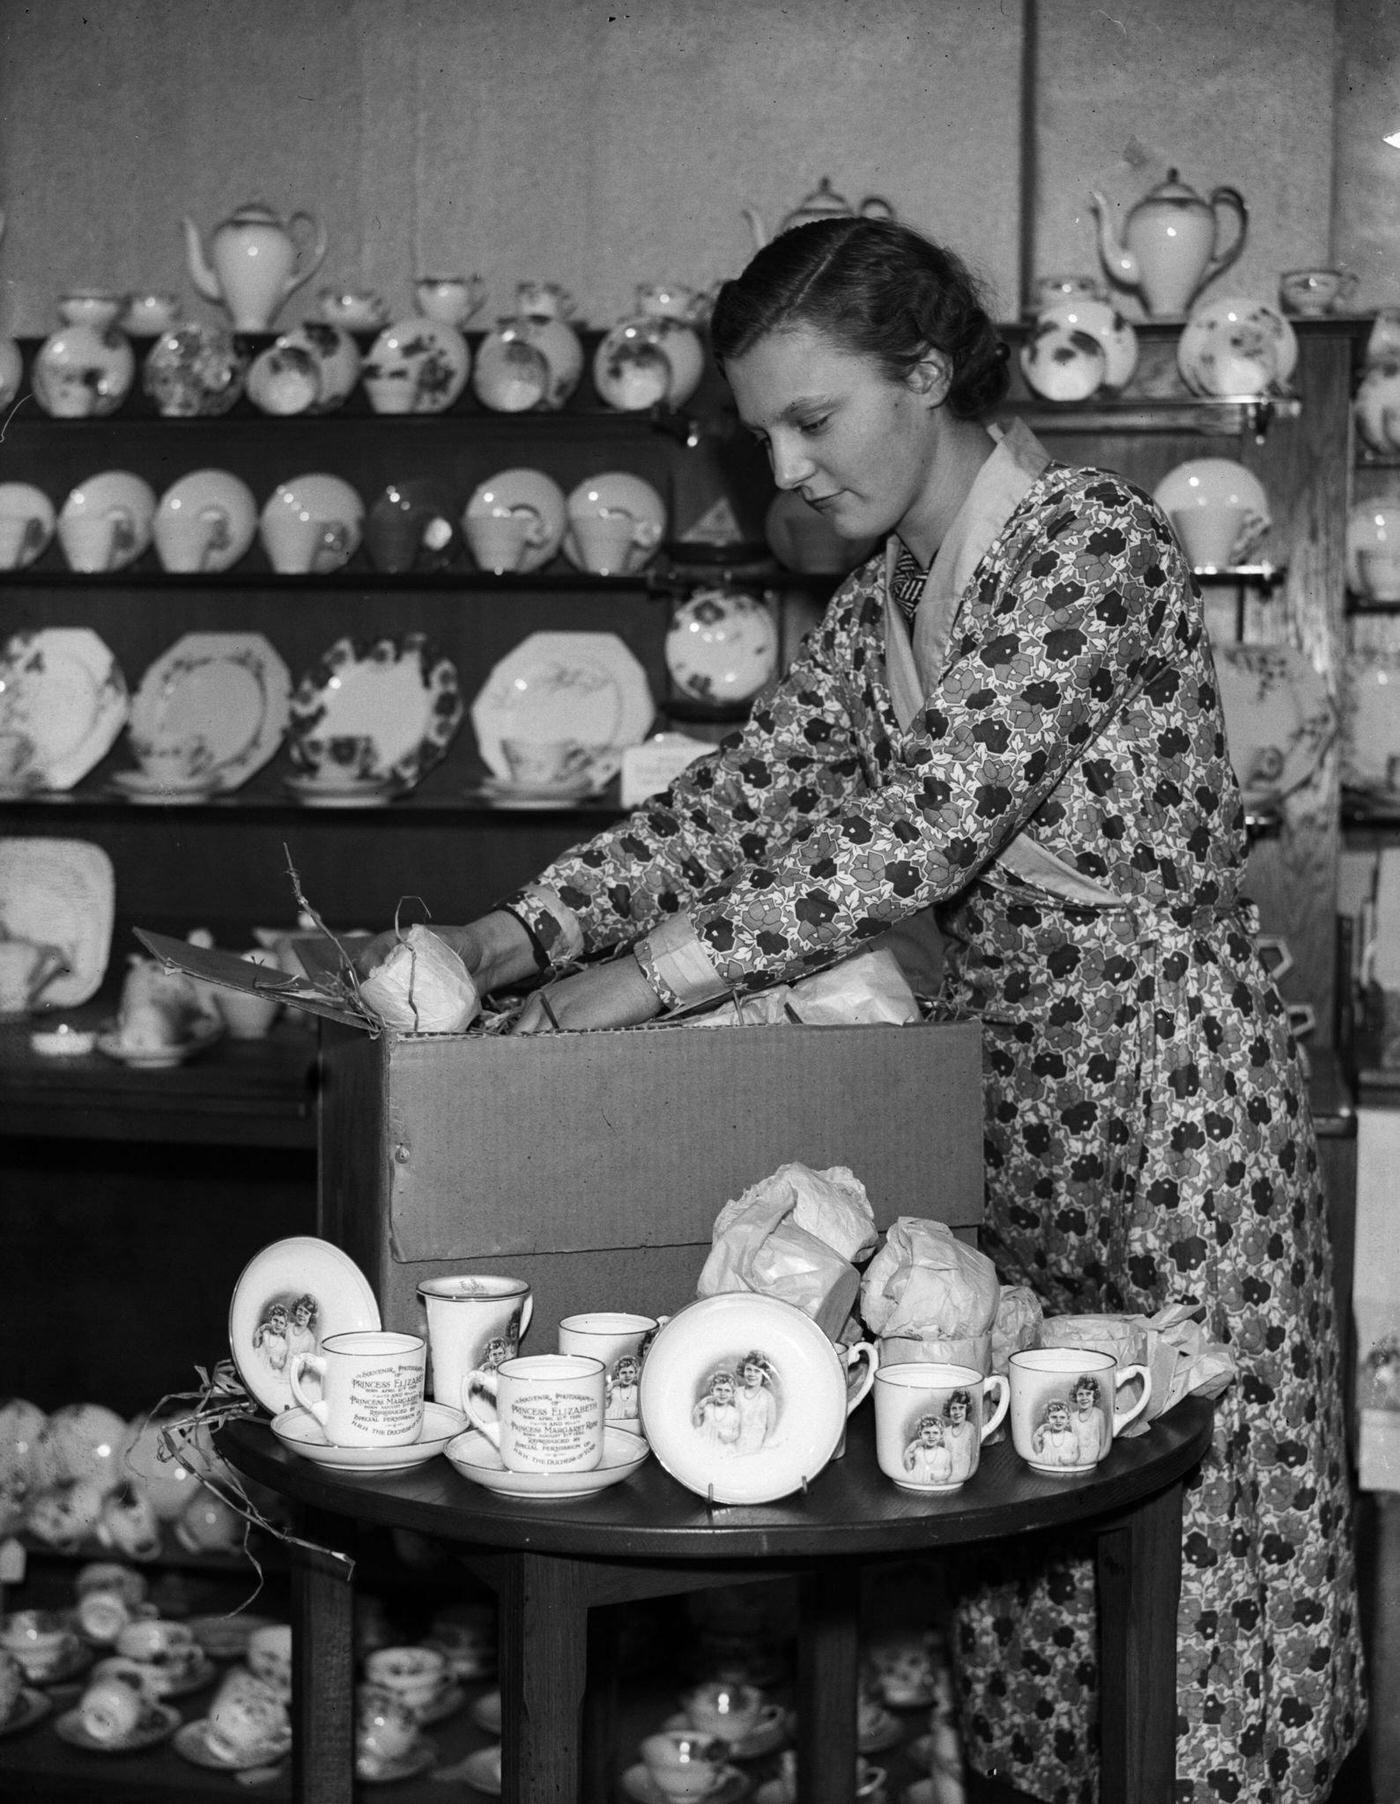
xmin=622 ymin=1762 xmax=749 ymax=1804
xmin=228 ymin=1234 xmax=381 ymax=1415
xmin=270 ymin=1402 xmax=466 ymax=1473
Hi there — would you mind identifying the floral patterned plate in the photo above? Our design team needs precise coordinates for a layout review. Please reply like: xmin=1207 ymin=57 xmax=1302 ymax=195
xmin=1213 ymin=643 xmax=1337 ymax=800
xmin=1177 ymin=294 xmax=1299 ymax=398
xmin=665 ymin=588 xmax=779 ymax=706
xmin=124 ymin=632 xmax=292 ymax=794
xmin=469 ymin=631 xmax=655 ymax=784
xmin=0 ymin=838 xmax=115 ymax=1006
xmin=0 ymin=627 xmax=129 ymax=793
xmin=593 ymin=313 xmax=706 ymax=411
xmin=269 ymin=321 xmax=362 ymax=413
xmin=472 ymin=314 xmax=582 ymax=412
xmin=363 ymin=316 xmax=470 ymax=414
xmin=31 ymin=322 xmax=135 ymax=418
xmin=143 ymin=323 xmax=248 ymax=417
xmin=289 ymin=633 xmax=464 ymax=790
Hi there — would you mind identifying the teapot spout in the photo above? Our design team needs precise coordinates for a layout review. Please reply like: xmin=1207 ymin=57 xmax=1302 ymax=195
xmin=742 ymin=206 xmax=767 ymax=253
xmin=182 ymin=216 xmax=223 ymax=306
xmin=1089 ymin=191 xmax=1139 ymax=291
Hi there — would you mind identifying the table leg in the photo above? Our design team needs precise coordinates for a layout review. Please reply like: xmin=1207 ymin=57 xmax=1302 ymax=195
xmin=495 ymin=1550 xmax=590 ymax=1803
xmin=1095 ymin=1479 xmax=1184 ymax=1804
xmin=796 ymin=1563 xmax=862 ymax=1804
xmin=289 ymin=1519 xmax=357 ymax=1804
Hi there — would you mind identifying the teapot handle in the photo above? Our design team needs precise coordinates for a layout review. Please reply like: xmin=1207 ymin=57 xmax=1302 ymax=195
xmin=282 ymin=211 xmax=329 ymax=299
xmin=1203 ymin=186 xmax=1248 ymax=286
xmin=858 ymin=194 xmax=896 ymax=223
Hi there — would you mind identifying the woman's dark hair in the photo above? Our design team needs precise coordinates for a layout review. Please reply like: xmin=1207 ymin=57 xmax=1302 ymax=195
xmin=709 ymin=216 xmax=1010 ymax=420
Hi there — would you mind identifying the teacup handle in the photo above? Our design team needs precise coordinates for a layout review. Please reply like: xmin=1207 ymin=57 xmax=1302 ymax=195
xmin=509 ymin=503 xmax=548 ymax=548
xmin=1112 ymin=1362 xmax=1152 ymax=1434
xmin=200 ymin=505 xmax=233 ymax=565
xmin=107 ymin=507 xmax=137 ymax=566
xmin=843 ymin=1341 xmax=877 ymax=1415
xmin=464 ymin=1370 xmax=504 ymax=1449
xmin=318 ymin=522 xmax=352 ymax=567
xmin=288 ymin=1354 xmax=331 ymax=1430
xmin=978 ymin=1374 xmax=1010 ymax=1443
xmin=22 ymin=516 xmax=46 ymax=556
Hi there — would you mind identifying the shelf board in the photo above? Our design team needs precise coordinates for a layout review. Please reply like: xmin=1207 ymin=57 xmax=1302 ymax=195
xmin=1004 ymin=395 xmax=1301 ymax=439
xmin=0 ymin=787 xmax=631 ymax=817
xmin=0 ymin=565 xmax=678 ymax=593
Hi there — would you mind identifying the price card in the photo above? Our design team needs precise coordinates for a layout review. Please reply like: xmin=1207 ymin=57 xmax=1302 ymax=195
xmin=620 ymin=734 xmax=713 ymax=807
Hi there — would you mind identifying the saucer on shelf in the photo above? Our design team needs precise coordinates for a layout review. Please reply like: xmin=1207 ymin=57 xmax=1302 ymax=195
xmin=270 ymin=1401 xmax=467 ymax=1472
xmin=460 ymin=1743 xmax=503 ymax=1794
xmin=443 ymin=1425 xmax=649 ymax=1501
xmin=107 ymin=770 xmax=221 ymax=805
xmin=622 ymin=1761 xmax=748 ymax=1804
xmin=96 ymin=1014 xmax=223 ymax=1070
xmin=282 ymin=774 xmax=401 ymax=808
xmin=358 ymin=1734 xmax=438 ymax=1784
xmin=471 ymin=777 xmax=593 ymax=811
xmin=173 ymin=1716 xmax=293 ymax=1772
xmin=0 ymin=1689 xmax=52 ymax=1737
xmin=54 ymin=1700 xmax=180 ymax=1754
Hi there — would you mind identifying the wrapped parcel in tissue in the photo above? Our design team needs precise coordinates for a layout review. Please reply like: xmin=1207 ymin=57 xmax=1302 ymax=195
xmin=861 ymin=1217 xmax=1001 ymax=1370
xmin=356 ymin=924 xmax=481 ymax=1033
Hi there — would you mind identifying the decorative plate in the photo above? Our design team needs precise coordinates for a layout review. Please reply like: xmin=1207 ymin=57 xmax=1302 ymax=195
xmin=0 ymin=1688 xmax=51 ymax=1737
xmin=363 ymin=316 xmax=471 ymax=414
xmin=1028 ymin=296 xmax=1138 ymax=391
xmin=1177 ymin=294 xmax=1299 ymax=398
xmin=143 ymin=323 xmax=248 ymax=417
xmin=472 ymin=314 xmax=582 ymax=412
xmin=637 ymin=1294 xmax=854 ymax=1506
xmin=228 ymin=1234 xmax=381 ymax=1416
xmin=1345 ymin=499 xmax=1400 ymax=592
xmin=469 ymin=631 xmax=655 ymax=784
xmin=58 ymin=470 xmax=157 ymax=573
xmin=260 ymin=473 xmax=364 ymax=574
xmin=443 ymin=1424 xmax=650 ymax=1501
xmin=563 ymin=472 xmax=667 ymax=574
xmin=153 ymin=469 xmax=258 ymax=575
xmin=268 ymin=321 xmax=362 ymax=414
xmin=124 ymin=632 xmax=292 ymax=794
xmin=621 ymin=1762 xmax=748 ymax=1804
xmin=270 ymin=1402 xmax=467 ymax=1472
xmin=55 ymin=1701 xmax=181 ymax=1755
xmin=1342 ymin=647 xmax=1400 ymax=789
xmin=365 ymin=478 xmax=464 ymax=575
xmin=31 ymin=322 xmax=135 ymax=418
xmin=96 ymin=1013 xmax=224 ymax=1070
xmin=245 ymin=340 xmax=321 ymax=416
xmin=0 ymin=482 xmax=57 ymax=571
xmin=1213 ymin=643 xmax=1337 ymax=800
xmin=1152 ymin=458 xmax=1271 ymax=562
xmin=173 ymin=1717 xmax=293 ymax=1772
xmin=665 ymin=589 xmax=779 ymax=706
xmin=593 ymin=313 xmax=706 ymax=411
xmin=289 ymin=633 xmax=464 ymax=790
xmin=0 ymin=838 xmax=114 ymax=1006
xmin=0 ymin=627 xmax=129 ymax=793
xmin=463 ymin=469 xmax=568 ymax=574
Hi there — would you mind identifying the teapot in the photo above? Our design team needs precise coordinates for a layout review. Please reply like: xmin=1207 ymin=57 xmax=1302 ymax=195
xmin=1090 ymin=170 xmax=1247 ymax=318
xmin=744 ymin=177 xmax=896 ymax=251
xmin=182 ymin=200 xmax=328 ymax=332
xmin=0 ymin=937 xmax=68 ymax=1017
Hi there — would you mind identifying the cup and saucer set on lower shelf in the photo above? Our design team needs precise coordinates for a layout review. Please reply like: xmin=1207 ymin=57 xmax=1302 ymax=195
xmin=173 ymin=1664 xmax=294 ymax=1773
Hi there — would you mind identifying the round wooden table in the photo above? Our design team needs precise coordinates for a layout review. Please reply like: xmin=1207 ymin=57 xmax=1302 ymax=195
xmin=223 ymin=1395 xmax=1213 ymax=1804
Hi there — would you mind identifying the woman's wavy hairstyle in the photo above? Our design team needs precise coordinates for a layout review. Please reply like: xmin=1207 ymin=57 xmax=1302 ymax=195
xmin=709 ymin=216 xmax=1010 ymax=420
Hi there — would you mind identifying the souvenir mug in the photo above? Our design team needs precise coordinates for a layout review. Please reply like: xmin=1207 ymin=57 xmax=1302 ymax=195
xmin=558 ymin=1311 xmax=667 ymax=1431
xmin=873 ymin=1361 xmax=1009 ymax=1493
xmin=289 ymin=1329 xmax=427 ymax=1447
xmin=1008 ymin=1347 xmax=1151 ymax=1475
xmin=417 ymin=1275 xmax=533 ymax=1410
xmin=465 ymin=1352 xmax=606 ymax=1474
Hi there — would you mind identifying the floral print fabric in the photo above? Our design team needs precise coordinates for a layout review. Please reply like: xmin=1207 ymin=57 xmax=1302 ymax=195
xmin=522 ymin=465 xmax=1363 ymax=1799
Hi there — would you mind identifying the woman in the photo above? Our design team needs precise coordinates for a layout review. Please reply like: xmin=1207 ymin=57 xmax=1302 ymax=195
xmin=358 ymin=217 xmax=1362 ymax=1800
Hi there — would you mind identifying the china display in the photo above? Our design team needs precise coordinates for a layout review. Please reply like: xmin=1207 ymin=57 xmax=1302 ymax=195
xmin=1090 ymin=169 xmax=1247 ymax=318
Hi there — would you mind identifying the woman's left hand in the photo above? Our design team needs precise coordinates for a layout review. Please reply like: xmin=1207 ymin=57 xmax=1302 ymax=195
xmin=511 ymin=955 xmax=663 ymax=1034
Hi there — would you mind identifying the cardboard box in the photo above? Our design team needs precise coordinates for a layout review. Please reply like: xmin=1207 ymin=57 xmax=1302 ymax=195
xmin=138 ymin=931 xmax=984 ymax=1340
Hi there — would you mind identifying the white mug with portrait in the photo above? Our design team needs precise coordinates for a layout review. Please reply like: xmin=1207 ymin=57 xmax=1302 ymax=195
xmin=417 ymin=1274 xmax=533 ymax=1410
xmin=557 ymin=1311 xmax=666 ymax=1433
xmin=1008 ymin=1346 xmax=1151 ymax=1476
xmin=874 ymin=1360 xmax=1009 ymax=1493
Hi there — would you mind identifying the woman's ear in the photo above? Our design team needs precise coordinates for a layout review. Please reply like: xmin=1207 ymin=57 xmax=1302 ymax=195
xmin=909 ymin=353 xmax=953 ymax=406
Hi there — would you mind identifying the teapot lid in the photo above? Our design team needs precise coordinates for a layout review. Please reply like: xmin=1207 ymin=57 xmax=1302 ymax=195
xmin=224 ymin=201 xmax=282 ymax=224
xmin=785 ymin=177 xmax=852 ymax=223
xmin=1137 ymin=168 xmax=1207 ymax=207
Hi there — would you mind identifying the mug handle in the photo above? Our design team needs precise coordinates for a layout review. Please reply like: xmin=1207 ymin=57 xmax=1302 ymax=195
xmin=288 ymin=1353 xmax=331 ymax=1430
xmin=464 ymin=1370 xmax=504 ymax=1448
xmin=978 ymin=1374 xmax=1010 ymax=1443
xmin=843 ymin=1341 xmax=878 ymax=1414
xmin=1111 ymin=1362 xmax=1152 ymax=1435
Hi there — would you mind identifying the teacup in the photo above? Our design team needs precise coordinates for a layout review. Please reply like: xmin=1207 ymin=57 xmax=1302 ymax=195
xmin=115 ymin=1616 xmax=199 ymax=1692
xmin=293 ymin=734 xmax=381 ymax=786
xmin=1279 ymin=267 xmax=1358 ymax=318
xmin=75 ymin=1564 xmax=151 ymax=1643
xmin=1032 ymin=272 xmax=1107 ymax=310
xmin=122 ymin=291 xmax=181 ymax=336
xmin=465 ymin=1352 xmax=606 ymax=1474
xmin=678 ymin=1678 xmax=782 ymax=1746
xmin=464 ymin=505 xmax=546 ymax=574
xmin=290 ymin=1329 xmax=426 ymax=1447
xmin=154 ymin=502 xmax=234 ymax=574
xmin=78 ymin=1668 xmax=146 ymax=1745
xmin=0 ymin=939 xmax=68 ymax=1017
xmin=414 ymin=274 xmax=486 ymax=329
xmin=357 ymin=1682 xmax=419 ymax=1766
xmin=1008 ymin=1346 xmax=1151 ymax=1475
xmin=0 ymin=1609 xmax=80 ymax=1682
xmin=131 ymin=737 xmax=215 ymax=787
xmin=0 ymin=512 xmax=48 ymax=570
xmin=500 ymin=737 xmax=600 ymax=793
xmin=364 ymin=1644 xmax=448 ymax=1720
xmin=57 ymin=508 xmax=136 ymax=573
xmin=316 ymin=287 xmax=390 ymax=332
xmin=247 ymin=1622 xmax=293 ymax=1702
xmin=639 ymin=1727 xmax=731 ymax=1801
xmin=27 ymin=1477 xmax=108 ymax=1549
xmin=873 ymin=1361 xmax=1009 ymax=1493
xmin=1169 ymin=502 xmax=1251 ymax=571
xmin=259 ymin=508 xmax=352 ymax=575
xmin=174 ymin=1486 xmax=244 ymax=1554
xmin=96 ymin=1482 xmax=163 ymax=1561
xmin=568 ymin=508 xmax=638 ymax=575
xmin=1359 ymin=547 xmax=1400 ymax=603
xmin=363 ymin=370 xmax=419 ymax=415
xmin=558 ymin=1311 xmax=666 ymax=1432
xmin=205 ymin=1666 xmax=290 ymax=1765
xmin=216 ymin=951 xmax=284 ymax=1040
xmin=417 ymin=1275 xmax=533 ymax=1411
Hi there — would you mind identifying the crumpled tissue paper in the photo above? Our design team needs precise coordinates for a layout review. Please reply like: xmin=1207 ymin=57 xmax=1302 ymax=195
xmin=860 ymin=1217 xmax=1002 ymax=1370
xmin=356 ymin=924 xmax=480 ymax=1034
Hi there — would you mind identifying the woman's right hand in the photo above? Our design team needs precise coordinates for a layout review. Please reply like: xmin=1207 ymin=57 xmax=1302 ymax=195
xmin=351 ymin=911 xmax=538 ymax=998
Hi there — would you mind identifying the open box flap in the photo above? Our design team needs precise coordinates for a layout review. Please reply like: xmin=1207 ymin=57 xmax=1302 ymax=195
xmin=135 ymin=928 xmax=374 ymax=1031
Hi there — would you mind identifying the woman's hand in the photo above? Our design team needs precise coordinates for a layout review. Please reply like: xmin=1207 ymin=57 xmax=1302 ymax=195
xmin=351 ymin=912 xmax=538 ymax=998
xmin=512 ymin=955 xmax=662 ymax=1034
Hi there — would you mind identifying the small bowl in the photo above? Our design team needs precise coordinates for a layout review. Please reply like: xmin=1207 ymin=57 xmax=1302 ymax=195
xmin=316 ymin=287 xmax=390 ymax=332
xmin=122 ymin=292 xmax=182 ymax=336
xmin=57 ymin=290 xmax=127 ymax=330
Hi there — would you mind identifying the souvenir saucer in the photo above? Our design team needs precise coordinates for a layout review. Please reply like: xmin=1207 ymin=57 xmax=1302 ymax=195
xmin=282 ymin=774 xmax=400 ymax=808
xmin=469 ymin=631 xmax=655 ymax=785
xmin=468 ymin=1687 xmax=502 ymax=1735
xmin=1152 ymin=459 xmax=1271 ymax=563
xmin=126 ymin=632 xmax=292 ymax=795
xmin=32 ymin=322 xmax=135 ymax=417
xmin=665 ymin=589 xmax=779 ymax=707
xmin=364 ymin=316 xmax=470 ymax=414
xmin=0 ymin=1688 xmax=51 ymax=1737
xmin=637 ymin=1295 xmax=857 ymax=1506
xmin=0 ymin=482 xmax=57 ymax=571
xmin=154 ymin=469 xmax=258 ymax=575
xmin=464 ymin=469 xmax=568 ymax=574
xmin=173 ymin=1716 xmax=293 ymax=1772
xmin=288 ymin=633 xmax=463 ymax=791
xmin=0 ymin=627 xmax=129 ymax=791
xmin=622 ymin=1761 xmax=748 ymax=1804
xmin=0 ymin=838 xmax=114 ymax=1007
xmin=563 ymin=472 xmax=667 ymax=575
xmin=228 ymin=1234 xmax=381 ymax=1416
xmin=143 ymin=323 xmax=248 ymax=417
xmin=664 ymin=1710 xmax=788 ymax=1761
xmin=460 ymin=1743 xmax=503 ymax=1794
xmin=58 ymin=471 xmax=157 ymax=572
xmin=443 ymin=1425 xmax=650 ymax=1501
xmin=270 ymin=321 xmax=362 ymax=413
xmin=359 ymin=1735 xmax=438 ymax=1784
xmin=96 ymin=1013 xmax=224 ymax=1070
xmin=55 ymin=1699 xmax=181 ymax=1754
xmin=270 ymin=1402 xmax=467 ymax=1472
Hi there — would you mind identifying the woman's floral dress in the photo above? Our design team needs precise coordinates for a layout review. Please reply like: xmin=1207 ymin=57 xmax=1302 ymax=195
xmin=509 ymin=462 xmax=1365 ymax=1801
